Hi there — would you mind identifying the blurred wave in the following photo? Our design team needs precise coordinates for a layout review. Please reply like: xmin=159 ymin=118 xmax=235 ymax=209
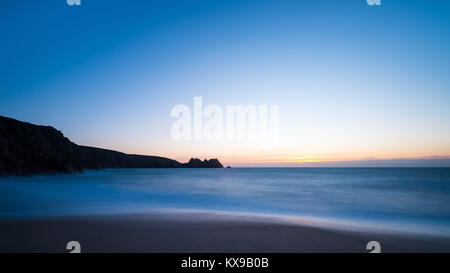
xmin=1 ymin=168 xmax=449 ymax=236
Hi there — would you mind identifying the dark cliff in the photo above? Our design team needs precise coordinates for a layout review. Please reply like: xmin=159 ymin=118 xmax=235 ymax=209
xmin=0 ymin=116 xmax=223 ymax=176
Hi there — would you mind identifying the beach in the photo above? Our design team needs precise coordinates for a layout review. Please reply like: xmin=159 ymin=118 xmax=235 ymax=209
xmin=2 ymin=0 xmax=450 ymax=258
xmin=1 ymin=211 xmax=450 ymax=253
xmin=1 ymin=168 xmax=450 ymax=253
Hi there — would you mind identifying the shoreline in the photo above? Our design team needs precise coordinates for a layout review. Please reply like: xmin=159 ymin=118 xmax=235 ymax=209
xmin=1 ymin=211 xmax=450 ymax=253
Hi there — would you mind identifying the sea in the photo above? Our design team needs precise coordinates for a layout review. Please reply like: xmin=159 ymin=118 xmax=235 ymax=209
xmin=1 ymin=168 xmax=449 ymax=236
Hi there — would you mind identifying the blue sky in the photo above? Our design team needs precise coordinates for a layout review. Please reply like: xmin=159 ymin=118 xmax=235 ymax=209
xmin=1 ymin=0 xmax=449 ymax=166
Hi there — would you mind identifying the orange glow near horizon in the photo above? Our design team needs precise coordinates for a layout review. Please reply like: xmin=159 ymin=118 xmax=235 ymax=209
xmin=200 ymin=152 xmax=450 ymax=166
xmin=87 ymin=138 xmax=450 ymax=166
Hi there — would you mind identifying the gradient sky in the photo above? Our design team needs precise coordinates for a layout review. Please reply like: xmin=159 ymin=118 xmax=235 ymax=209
xmin=1 ymin=0 xmax=450 ymax=166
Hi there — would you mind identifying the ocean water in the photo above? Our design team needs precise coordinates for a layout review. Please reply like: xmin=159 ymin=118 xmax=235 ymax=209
xmin=1 ymin=168 xmax=449 ymax=236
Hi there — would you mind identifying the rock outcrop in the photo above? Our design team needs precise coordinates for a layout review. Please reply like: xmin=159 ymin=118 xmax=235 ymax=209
xmin=183 ymin=158 xmax=224 ymax=168
xmin=0 ymin=116 xmax=223 ymax=176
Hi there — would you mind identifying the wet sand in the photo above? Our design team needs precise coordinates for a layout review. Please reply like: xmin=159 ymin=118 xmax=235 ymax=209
xmin=0 ymin=211 xmax=449 ymax=253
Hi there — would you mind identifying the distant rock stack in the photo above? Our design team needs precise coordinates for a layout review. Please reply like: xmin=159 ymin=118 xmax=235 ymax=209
xmin=0 ymin=116 xmax=223 ymax=176
xmin=184 ymin=158 xmax=224 ymax=168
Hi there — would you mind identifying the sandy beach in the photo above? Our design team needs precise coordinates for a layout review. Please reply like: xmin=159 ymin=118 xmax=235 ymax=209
xmin=1 ymin=211 xmax=449 ymax=253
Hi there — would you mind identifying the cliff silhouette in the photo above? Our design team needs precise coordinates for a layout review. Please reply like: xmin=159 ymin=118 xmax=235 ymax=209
xmin=0 ymin=116 xmax=223 ymax=176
